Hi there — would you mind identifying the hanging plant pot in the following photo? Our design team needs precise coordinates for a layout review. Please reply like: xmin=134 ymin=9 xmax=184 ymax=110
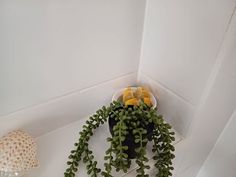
xmin=64 ymin=86 xmax=176 ymax=177
xmin=108 ymin=111 xmax=154 ymax=159
xmin=108 ymin=87 xmax=157 ymax=159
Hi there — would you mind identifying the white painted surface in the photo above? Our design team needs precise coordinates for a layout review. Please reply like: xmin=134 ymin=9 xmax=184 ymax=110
xmin=175 ymin=9 xmax=236 ymax=177
xmin=0 ymin=0 xmax=145 ymax=115
xmin=1 ymin=1 xmax=236 ymax=177
xmin=197 ymin=111 xmax=236 ymax=177
xmin=139 ymin=0 xmax=236 ymax=105
xmin=0 ymin=73 xmax=136 ymax=137
xmin=138 ymin=1 xmax=236 ymax=177
xmin=28 ymin=116 xmax=181 ymax=177
xmin=138 ymin=73 xmax=194 ymax=136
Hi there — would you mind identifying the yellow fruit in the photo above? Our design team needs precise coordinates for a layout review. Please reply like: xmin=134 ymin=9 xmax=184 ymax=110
xmin=123 ymin=89 xmax=134 ymax=103
xmin=135 ymin=87 xmax=143 ymax=99
xmin=143 ymin=97 xmax=152 ymax=107
xmin=141 ymin=88 xmax=150 ymax=98
xmin=124 ymin=87 xmax=132 ymax=92
xmin=135 ymin=87 xmax=150 ymax=98
xmin=125 ymin=98 xmax=139 ymax=106
xmin=141 ymin=87 xmax=149 ymax=92
xmin=122 ymin=87 xmax=152 ymax=106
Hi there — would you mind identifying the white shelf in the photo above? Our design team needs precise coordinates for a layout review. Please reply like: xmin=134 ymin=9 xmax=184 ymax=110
xmin=29 ymin=116 xmax=182 ymax=177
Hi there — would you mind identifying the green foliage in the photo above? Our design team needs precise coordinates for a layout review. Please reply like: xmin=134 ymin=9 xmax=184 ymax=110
xmin=64 ymin=101 xmax=175 ymax=177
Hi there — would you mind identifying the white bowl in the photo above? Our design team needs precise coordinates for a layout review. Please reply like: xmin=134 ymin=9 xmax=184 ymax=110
xmin=112 ymin=87 xmax=157 ymax=108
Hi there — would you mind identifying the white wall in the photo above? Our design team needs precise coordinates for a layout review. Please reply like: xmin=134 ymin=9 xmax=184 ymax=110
xmin=138 ymin=0 xmax=236 ymax=176
xmin=0 ymin=74 xmax=137 ymax=137
xmin=0 ymin=0 xmax=145 ymax=116
xmin=1 ymin=1 xmax=236 ymax=177
xmin=139 ymin=0 xmax=236 ymax=105
xmin=138 ymin=0 xmax=236 ymax=136
xmin=0 ymin=0 xmax=145 ymax=136
xmin=176 ymin=26 xmax=236 ymax=177
xmin=197 ymin=110 xmax=236 ymax=177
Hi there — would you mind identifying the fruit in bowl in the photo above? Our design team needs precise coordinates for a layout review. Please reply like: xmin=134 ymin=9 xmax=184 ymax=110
xmin=112 ymin=87 xmax=157 ymax=107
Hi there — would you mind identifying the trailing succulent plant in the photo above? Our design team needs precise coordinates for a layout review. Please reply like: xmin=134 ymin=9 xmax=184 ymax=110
xmin=64 ymin=101 xmax=175 ymax=177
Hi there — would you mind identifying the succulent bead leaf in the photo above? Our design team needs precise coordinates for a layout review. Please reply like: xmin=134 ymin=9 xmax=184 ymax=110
xmin=64 ymin=101 xmax=175 ymax=177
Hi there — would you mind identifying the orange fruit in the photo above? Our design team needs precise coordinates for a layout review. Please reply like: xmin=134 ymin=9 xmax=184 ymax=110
xmin=122 ymin=87 xmax=152 ymax=106
xmin=135 ymin=87 xmax=143 ymax=99
xmin=125 ymin=98 xmax=139 ymax=106
xmin=143 ymin=97 xmax=152 ymax=107
xmin=123 ymin=88 xmax=134 ymax=102
xmin=141 ymin=88 xmax=150 ymax=98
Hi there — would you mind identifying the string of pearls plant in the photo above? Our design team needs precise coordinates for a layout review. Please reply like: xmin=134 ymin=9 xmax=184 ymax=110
xmin=64 ymin=101 xmax=175 ymax=177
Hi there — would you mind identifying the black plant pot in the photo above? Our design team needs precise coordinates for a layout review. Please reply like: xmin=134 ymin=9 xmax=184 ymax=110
xmin=108 ymin=116 xmax=154 ymax=159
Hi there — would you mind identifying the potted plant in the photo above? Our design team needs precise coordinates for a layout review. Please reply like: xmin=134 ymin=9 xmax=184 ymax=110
xmin=64 ymin=87 xmax=175 ymax=177
xmin=108 ymin=87 xmax=157 ymax=159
